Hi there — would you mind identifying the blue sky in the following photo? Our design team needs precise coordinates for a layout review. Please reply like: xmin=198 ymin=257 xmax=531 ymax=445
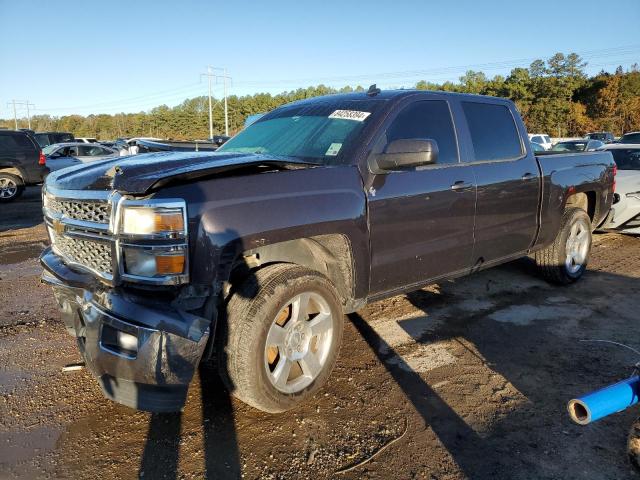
xmin=1 ymin=0 xmax=639 ymax=117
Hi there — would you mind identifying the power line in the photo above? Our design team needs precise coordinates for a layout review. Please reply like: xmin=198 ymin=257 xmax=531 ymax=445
xmin=20 ymin=43 xmax=640 ymax=116
xmin=6 ymin=100 xmax=35 ymax=129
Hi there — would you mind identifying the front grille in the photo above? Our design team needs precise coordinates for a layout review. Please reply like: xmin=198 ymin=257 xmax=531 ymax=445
xmin=52 ymin=232 xmax=113 ymax=275
xmin=47 ymin=196 xmax=111 ymax=224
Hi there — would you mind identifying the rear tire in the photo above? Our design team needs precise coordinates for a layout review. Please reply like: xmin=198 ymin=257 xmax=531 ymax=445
xmin=534 ymin=208 xmax=592 ymax=284
xmin=216 ymin=264 xmax=344 ymax=413
xmin=0 ymin=173 xmax=24 ymax=202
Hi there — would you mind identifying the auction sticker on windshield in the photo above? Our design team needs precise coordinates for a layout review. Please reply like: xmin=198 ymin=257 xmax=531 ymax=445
xmin=328 ymin=110 xmax=371 ymax=121
xmin=325 ymin=143 xmax=342 ymax=156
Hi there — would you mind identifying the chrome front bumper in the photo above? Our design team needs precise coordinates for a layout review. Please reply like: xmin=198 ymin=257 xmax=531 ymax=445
xmin=40 ymin=248 xmax=210 ymax=412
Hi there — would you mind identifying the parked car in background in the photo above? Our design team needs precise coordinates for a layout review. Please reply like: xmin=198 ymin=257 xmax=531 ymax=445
xmin=117 ymin=137 xmax=163 ymax=155
xmin=530 ymin=142 xmax=546 ymax=153
xmin=43 ymin=142 xmax=118 ymax=172
xmin=34 ymin=131 xmax=74 ymax=148
xmin=0 ymin=130 xmax=47 ymax=201
xmin=619 ymin=132 xmax=640 ymax=144
xmin=528 ymin=133 xmax=552 ymax=150
xmin=210 ymin=135 xmax=230 ymax=146
xmin=75 ymin=137 xmax=99 ymax=144
xmin=134 ymin=138 xmax=220 ymax=153
xmin=550 ymin=139 xmax=605 ymax=152
xmin=601 ymin=144 xmax=640 ymax=234
xmin=586 ymin=131 xmax=615 ymax=143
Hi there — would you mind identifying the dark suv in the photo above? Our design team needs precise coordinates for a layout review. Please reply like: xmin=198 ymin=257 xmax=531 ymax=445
xmin=0 ymin=130 xmax=48 ymax=201
xmin=33 ymin=131 xmax=75 ymax=148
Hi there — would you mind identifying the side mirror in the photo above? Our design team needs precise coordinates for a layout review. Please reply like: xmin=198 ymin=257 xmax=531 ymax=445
xmin=372 ymin=138 xmax=439 ymax=172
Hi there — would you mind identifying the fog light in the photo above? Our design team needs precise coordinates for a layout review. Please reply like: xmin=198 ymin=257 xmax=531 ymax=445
xmin=116 ymin=331 xmax=138 ymax=351
xmin=101 ymin=324 xmax=138 ymax=357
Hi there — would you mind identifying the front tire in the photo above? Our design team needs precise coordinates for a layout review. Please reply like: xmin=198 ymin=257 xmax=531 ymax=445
xmin=0 ymin=173 xmax=24 ymax=202
xmin=534 ymin=208 xmax=592 ymax=284
xmin=216 ymin=264 xmax=344 ymax=413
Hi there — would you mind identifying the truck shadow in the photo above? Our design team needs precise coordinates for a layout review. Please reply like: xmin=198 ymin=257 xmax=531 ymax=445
xmin=137 ymin=239 xmax=255 ymax=480
xmin=350 ymin=258 xmax=640 ymax=478
xmin=139 ymin=367 xmax=241 ymax=479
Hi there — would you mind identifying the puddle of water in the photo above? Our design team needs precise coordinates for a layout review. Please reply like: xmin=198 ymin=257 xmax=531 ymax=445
xmin=0 ymin=369 xmax=31 ymax=394
xmin=0 ymin=426 xmax=63 ymax=465
xmin=489 ymin=304 xmax=592 ymax=326
xmin=0 ymin=243 xmax=47 ymax=266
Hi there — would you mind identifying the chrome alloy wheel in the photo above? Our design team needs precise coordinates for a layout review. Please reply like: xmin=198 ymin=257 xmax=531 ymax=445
xmin=565 ymin=217 xmax=590 ymax=274
xmin=264 ymin=292 xmax=334 ymax=394
xmin=0 ymin=177 xmax=18 ymax=199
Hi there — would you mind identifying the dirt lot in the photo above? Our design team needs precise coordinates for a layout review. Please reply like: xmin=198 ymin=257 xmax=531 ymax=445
xmin=2 ymin=187 xmax=640 ymax=479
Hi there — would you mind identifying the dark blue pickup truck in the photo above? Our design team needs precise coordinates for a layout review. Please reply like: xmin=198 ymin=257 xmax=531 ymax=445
xmin=40 ymin=89 xmax=616 ymax=413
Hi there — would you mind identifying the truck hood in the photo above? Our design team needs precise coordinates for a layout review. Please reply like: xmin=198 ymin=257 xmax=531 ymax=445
xmin=45 ymin=151 xmax=317 ymax=195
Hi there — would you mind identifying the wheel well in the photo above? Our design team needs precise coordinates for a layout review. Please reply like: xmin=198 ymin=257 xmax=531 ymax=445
xmin=229 ymin=235 xmax=355 ymax=309
xmin=565 ymin=191 xmax=596 ymax=221
xmin=0 ymin=168 xmax=24 ymax=183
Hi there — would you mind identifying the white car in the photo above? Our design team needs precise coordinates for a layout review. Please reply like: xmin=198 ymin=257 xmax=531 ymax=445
xmin=43 ymin=142 xmax=119 ymax=172
xmin=601 ymin=144 xmax=640 ymax=234
xmin=74 ymin=137 xmax=99 ymax=143
xmin=528 ymin=133 xmax=553 ymax=150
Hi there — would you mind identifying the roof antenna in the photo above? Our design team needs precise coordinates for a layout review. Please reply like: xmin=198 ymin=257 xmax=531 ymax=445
xmin=367 ymin=84 xmax=381 ymax=96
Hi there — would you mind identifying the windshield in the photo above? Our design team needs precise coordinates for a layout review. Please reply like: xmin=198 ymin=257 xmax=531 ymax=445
xmin=587 ymin=133 xmax=607 ymax=141
xmin=42 ymin=145 xmax=58 ymax=155
xmin=217 ymin=99 xmax=384 ymax=164
xmin=620 ymin=133 xmax=640 ymax=144
xmin=552 ymin=142 xmax=586 ymax=152
xmin=610 ymin=149 xmax=640 ymax=170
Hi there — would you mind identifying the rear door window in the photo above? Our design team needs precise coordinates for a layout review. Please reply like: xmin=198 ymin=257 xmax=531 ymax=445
xmin=0 ymin=135 xmax=18 ymax=151
xmin=13 ymin=134 xmax=36 ymax=150
xmin=531 ymin=136 xmax=542 ymax=143
xmin=385 ymin=100 xmax=459 ymax=164
xmin=0 ymin=133 xmax=35 ymax=151
xmin=34 ymin=134 xmax=50 ymax=147
xmin=462 ymin=102 xmax=523 ymax=161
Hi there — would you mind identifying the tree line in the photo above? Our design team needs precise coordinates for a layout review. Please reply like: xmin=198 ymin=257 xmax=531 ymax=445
xmin=2 ymin=53 xmax=639 ymax=140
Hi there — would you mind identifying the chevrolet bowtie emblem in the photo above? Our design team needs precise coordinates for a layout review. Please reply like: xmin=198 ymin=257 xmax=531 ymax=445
xmin=53 ymin=219 xmax=65 ymax=235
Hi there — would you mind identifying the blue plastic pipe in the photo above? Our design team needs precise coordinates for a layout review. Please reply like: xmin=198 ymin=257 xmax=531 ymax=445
xmin=568 ymin=376 xmax=640 ymax=425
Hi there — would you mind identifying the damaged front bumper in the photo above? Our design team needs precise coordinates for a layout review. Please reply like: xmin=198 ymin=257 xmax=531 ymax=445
xmin=40 ymin=247 xmax=210 ymax=413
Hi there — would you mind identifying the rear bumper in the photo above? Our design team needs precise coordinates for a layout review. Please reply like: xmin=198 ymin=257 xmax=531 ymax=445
xmin=40 ymin=247 xmax=210 ymax=412
xmin=23 ymin=164 xmax=49 ymax=185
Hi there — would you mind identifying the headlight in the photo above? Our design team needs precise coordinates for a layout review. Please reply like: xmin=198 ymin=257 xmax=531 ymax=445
xmin=123 ymin=247 xmax=186 ymax=277
xmin=118 ymin=199 xmax=189 ymax=283
xmin=120 ymin=204 xmax=185 ymax=236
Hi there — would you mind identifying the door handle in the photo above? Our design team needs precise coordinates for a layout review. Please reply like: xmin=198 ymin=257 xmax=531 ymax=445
xmin=521 ymin=172 xmax=536 ymax=181
xmin=451 ymin=181 xmax=473 ymax=192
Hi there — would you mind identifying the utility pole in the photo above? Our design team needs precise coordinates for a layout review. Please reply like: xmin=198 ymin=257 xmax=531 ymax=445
xmin=7 ymin=100 xmax=17 ymax=129
xmin=222 ymin=68 xmax=229 ymax=136
xmin=200 ymin=67 xmax=232 ymax=138
xmin=200 ymin=66 xmax=215 ymax=140
xmin=6 ymin=100 xmax=36 ymax=130
xmin=25 ymin=101 xmax=34 ymax=129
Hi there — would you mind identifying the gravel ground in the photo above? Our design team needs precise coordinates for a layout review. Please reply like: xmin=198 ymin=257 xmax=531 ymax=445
xmin=1 ymin=187 xmax=640 ymax=479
